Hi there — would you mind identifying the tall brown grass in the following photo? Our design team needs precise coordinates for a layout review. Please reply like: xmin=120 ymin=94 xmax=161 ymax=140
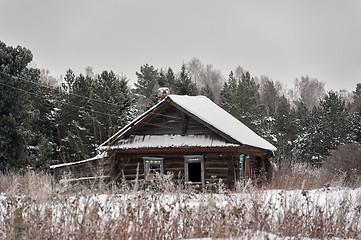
xmin=1 ymin=170 xmax=360 ymax=239
xmin=269 ymin=163 xmax=343 ymax=190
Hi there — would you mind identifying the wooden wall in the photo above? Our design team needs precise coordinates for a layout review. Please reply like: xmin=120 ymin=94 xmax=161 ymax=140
xmin=109 ymin=149 xmax=241 ymax=188
xmin=121 ymin=103 xmax=236 ymax=145
xmin=51 ymin=147 xmax=272 ymax=188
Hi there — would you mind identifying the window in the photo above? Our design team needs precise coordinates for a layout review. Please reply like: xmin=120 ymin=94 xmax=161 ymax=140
xmin=184 ymin=155 xmax=205 ymax=188
xmin=143 ymin=157 xmax=164 ymax=181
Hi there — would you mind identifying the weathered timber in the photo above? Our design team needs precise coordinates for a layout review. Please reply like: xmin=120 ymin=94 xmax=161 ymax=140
xmin=51 ymin=95 xmax=276 ymax=189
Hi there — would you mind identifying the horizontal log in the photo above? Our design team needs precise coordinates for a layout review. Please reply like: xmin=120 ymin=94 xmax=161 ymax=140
xmin=164 ymin=164 xmax=184 ymax=169
xmin=109 ymin=147 xmax=242 ymax=155
xmin=205 ymin=161 xmax=229 ymax=167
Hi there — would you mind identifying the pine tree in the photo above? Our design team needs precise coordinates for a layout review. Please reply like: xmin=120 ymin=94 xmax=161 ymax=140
xmin=220 ymin=71 xmax=263 ymax=132
xmin=352 ymin=83 xmax=361 ymax=111
xmin=320 ymin=91 xmax=350 ymax=147
xmin=158 ymin=67 xmax=176 ymax=93
xmin=349 ymin=111 xmax=361 ymax=143
xmin=56 ymin=71 xmax=95 ymax=162
xmin=200 ymin=84 xmax=215 ymax=101
xmin=219 ymin=71 xmax=239 ymax=117
xmin=272 ymin=96 xmax=296 ymax=167
xmin=93 ymin=71 xmax=135 ymax=143
xmin=54 ymin=70 xmax=136 ymax=164
xmin=295 ymin=106 xmax=324 ymax=165
xmin=295 ymin=91 xmax=350 ymax=165
xmin=133 ymin=64 xmax=159 ymax=113
xmin=173 ymin=64 xmax=198 ymax=96
xmin=165 ymin=67 xmax=176 ymax=92
xmin=349 ymin=83 xmax=361 ymax=143
xmin=0 ymin=41 xmax=53 ymax=171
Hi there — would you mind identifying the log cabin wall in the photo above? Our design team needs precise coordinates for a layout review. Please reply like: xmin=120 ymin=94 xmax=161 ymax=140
xmin=51 ymin=147 xmax=271 ymax=188
xmin=108 ymin=148 xmax=243 ymax=188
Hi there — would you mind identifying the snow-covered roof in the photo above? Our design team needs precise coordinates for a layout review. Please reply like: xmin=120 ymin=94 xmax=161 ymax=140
xmin=99 ymin=95 xmax=276 ymax=152
xmin=103 ymin=134 xmax=240 ymax=150
xmin=168 ymin=95 xmax=277 ymax=151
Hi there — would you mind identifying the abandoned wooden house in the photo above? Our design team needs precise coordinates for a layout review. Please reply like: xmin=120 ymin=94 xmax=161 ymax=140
xmin=50 ymin=93 xmax=276 ymax=188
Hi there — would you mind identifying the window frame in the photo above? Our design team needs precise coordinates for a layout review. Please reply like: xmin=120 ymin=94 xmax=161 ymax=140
xmin=143 ymin=157 xmax=164 ymax=176
xmin=184 ymin=155 xmax=205 ymax=188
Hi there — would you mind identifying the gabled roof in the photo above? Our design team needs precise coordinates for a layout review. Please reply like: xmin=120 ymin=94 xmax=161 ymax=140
xmin=99 ymin=95 xmax=276 ymax=152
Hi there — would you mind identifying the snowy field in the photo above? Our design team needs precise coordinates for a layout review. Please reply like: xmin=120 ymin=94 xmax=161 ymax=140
xmin=1 ymin=184 xmax=360 ymax=239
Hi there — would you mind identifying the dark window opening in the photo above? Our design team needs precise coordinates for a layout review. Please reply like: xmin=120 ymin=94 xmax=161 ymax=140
xmin=184 ymin=155 xmax=204 ymax=188
xmin=188 ymin=162 xmax=202 ymax=182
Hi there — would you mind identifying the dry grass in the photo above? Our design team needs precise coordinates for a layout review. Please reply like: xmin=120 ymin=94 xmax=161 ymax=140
xmin=269 ymin=163 xmax=332 ymax=190
xmin=1 ymin=170 xmax=361 ymax=239
xmin=269 ymin=150 xmax=361 ymax=190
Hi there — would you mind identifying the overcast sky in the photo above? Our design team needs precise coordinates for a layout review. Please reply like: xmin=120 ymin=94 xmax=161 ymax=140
xmin=1 ymin=0 xmax=360 ymax=91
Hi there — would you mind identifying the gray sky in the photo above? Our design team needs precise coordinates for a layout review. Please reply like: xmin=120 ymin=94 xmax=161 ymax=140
xmin=1 ymin=0 xmax=360 ymax=91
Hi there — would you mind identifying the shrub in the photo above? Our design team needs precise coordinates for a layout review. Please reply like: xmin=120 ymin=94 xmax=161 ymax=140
xmin=323 ymin=143 xmax=361 ymax=187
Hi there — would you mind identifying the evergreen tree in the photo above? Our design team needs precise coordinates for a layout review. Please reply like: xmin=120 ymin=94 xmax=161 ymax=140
xmin=0 ymin=41 xmax=53 ymax=171
xmin=349 ymin=110 xmax=361 ymax=143
xmin=219 ymin=71 xmax=262 ymax=132
xmin=133 ymin=64 xmax=159 ymax=113
xmin=272 ymin=96 xmax=296 ymax=167
xmin=165 ymin=67 xmax=176 ymax=91
xmin=237 ymin=72 xmax=263 ymax=131
xmin=320 ymin=91 xmax=350 ymax=148
xmin=158 ymin=67 xmax=176 ymax=93
xmin=54 ymin=70 xmax=135 ymax=164
xmin=93 ymin=71 xmax=135 ymax=143
xmin=350 ymin=83 xmax=361 ymax=112
xmin=295 ymin=106 xmax=324 ymax=165
xmin=200 ymin=84 xmax=215 ymax=101
xmin=349 ymin=83 xmax=361 ymax=143
xmin=219 ymin=71 xmax=239 ymax=118
xmin=174 ymin=64 xmax=198 ymax=96
xmin=295 ymin=91 xmax=350 ymax=165
xmin=56 ymin=71 xmax=95 ymax=162
xmin=157 ymin=71 xmax=168 ymax=89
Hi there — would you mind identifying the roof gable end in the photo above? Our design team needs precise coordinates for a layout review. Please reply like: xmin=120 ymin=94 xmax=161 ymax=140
xmin=99 ymin=95 xmax=276 ymax=152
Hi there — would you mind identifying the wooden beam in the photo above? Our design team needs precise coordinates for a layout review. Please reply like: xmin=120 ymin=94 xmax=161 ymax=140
xmin=107 ymin=146 xmax=243 ymax=155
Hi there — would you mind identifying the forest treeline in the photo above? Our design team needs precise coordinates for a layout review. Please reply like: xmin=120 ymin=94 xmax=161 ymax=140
xmin=1 ymin=41 xmax=361 ymax=172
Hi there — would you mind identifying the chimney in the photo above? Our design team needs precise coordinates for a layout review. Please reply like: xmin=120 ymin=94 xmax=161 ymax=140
xmin=157 ymin=87 xmax=170 ymax=102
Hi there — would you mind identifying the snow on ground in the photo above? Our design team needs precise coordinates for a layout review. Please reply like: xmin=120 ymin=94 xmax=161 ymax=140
xmin=1 ymin=187 xmax=361 ymax=239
